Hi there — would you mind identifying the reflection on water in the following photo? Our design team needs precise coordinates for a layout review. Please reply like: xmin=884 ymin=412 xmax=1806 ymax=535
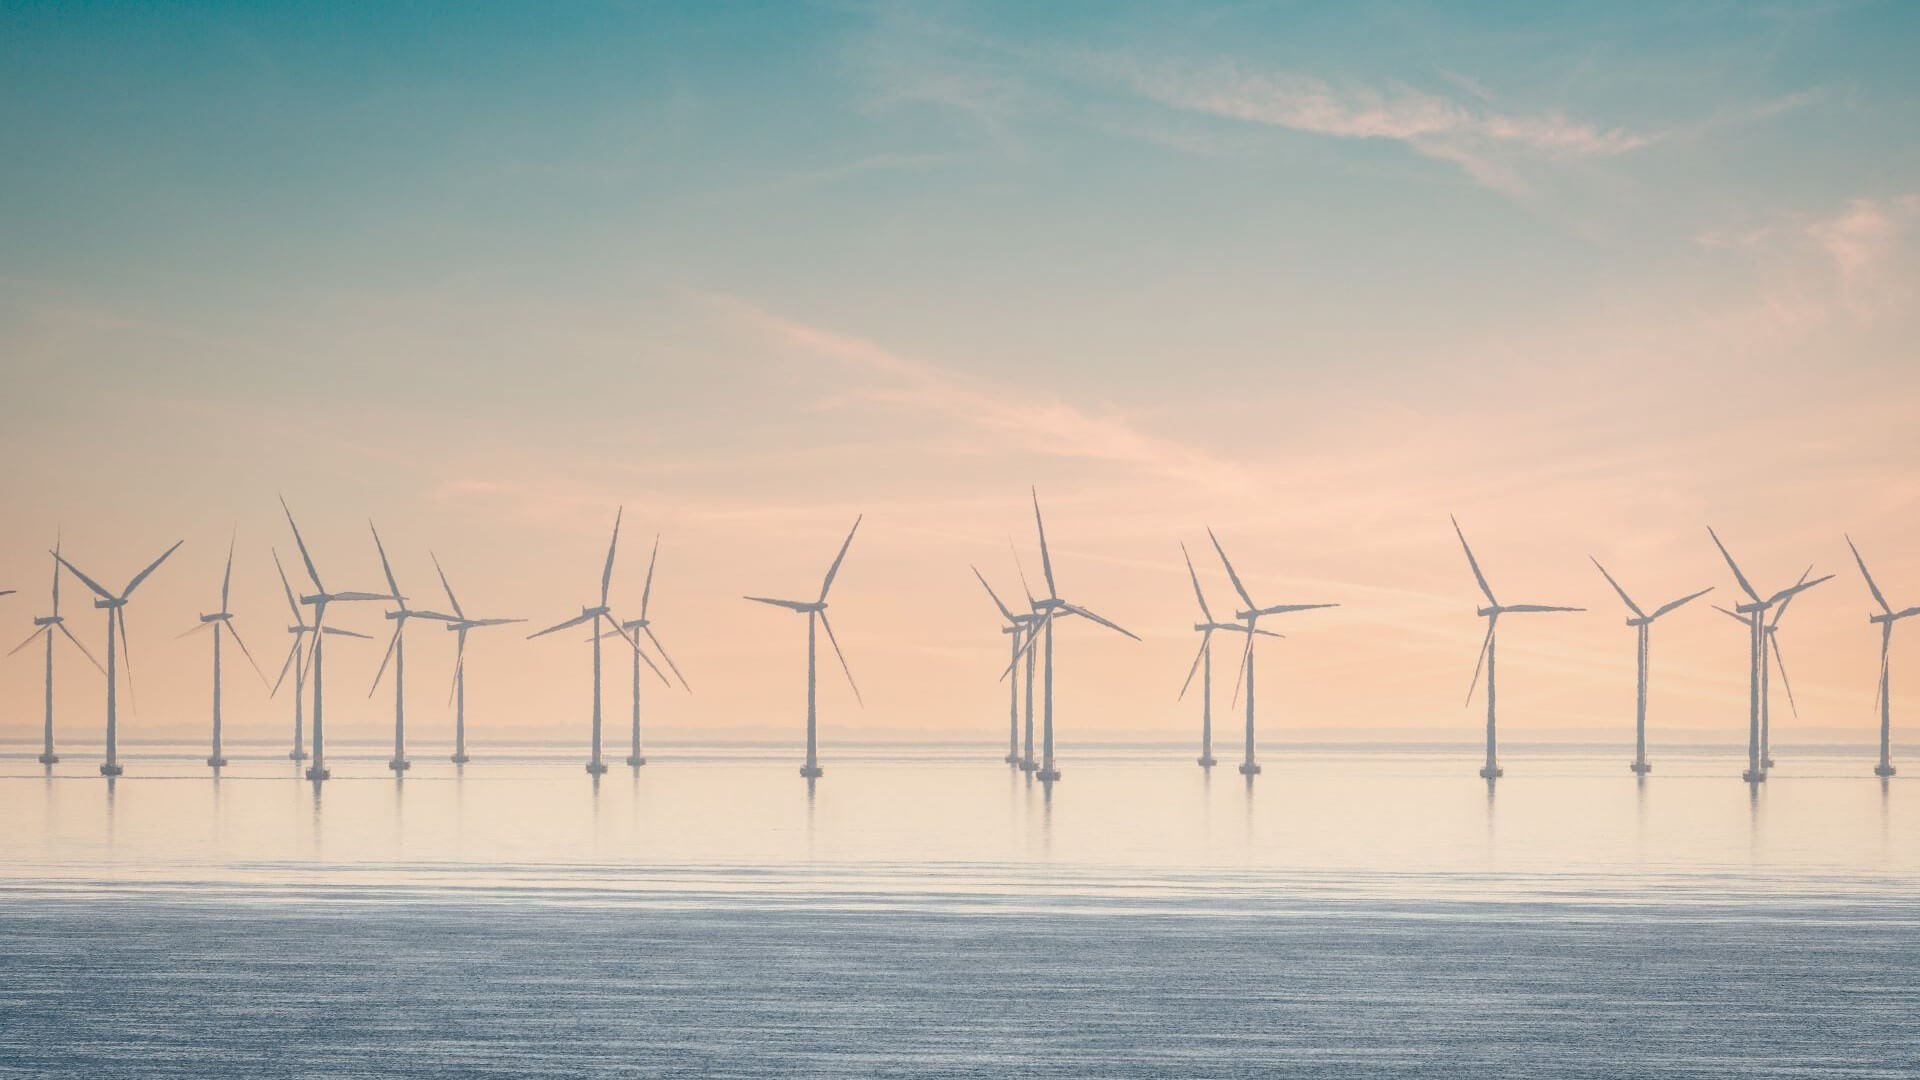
xmin=0 ymin=743 xmax=1913 ymax=909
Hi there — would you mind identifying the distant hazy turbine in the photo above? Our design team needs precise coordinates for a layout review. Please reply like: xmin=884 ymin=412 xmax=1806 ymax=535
xmin=1707 ymin=527 xmax=1829 ymax=783
xmin=607 ymin=536 xmax=691 ymax=768
xmin=1205 ymin=529 xmax=1336 ymax=779
xmin=430 ymin=553 xmax=522 ymax=766
xmin=53 ymin=539 xmax=182 ymax=777
xmin=1588 ymin=558 xmax=1711 ymax=775
xmin=528 ymin=508 xmax=638 ymax=776
xmin=1847 ymin=535 xmax=1918 ymax=777
xmin=745 ymin=516 xmax=864 ymax=780
xmin=367 ymin=523 xmax=456 ymax=776
xmin=178 ymin=536 xmax=268 ymax=768
xmin=281 ymin=497 xmax=390 ymax=783
xmin=7 ymin=536 xmax=102 ymax=766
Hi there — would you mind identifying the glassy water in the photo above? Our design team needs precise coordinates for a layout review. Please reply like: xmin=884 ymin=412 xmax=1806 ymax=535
xmin=2 ymin=743 xmax=1915 ymax=1076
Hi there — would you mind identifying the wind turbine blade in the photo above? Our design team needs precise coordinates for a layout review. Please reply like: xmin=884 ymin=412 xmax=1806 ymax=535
xmin=1706 ymin=526 xmax=1760 ymax=604
xmin=226 ymin=621 xmax=269 ymax=687
xmin=1769 ymin=566 xmax=1814 ymax=628
xmin=1465 ymin=618 xmax=1494 ymax=707
xmin=1769 ymin=632 xmax=1799 ymax=719
xmin=321 ymin=627 xmax=373 ymax=639
xmin=1178 ymin=630 xmax=1210 ymax=701
xmin=51 ymin=552 xmax=113 ymax=602
xmin=55 ymin=622 xmax=102 ymax=673
xmin=819 ymin=515 xmax=862 ymax=602
xmin=1061 ymin=603 xmax=1139 ymax=641
xmin=272 ymin=639 xmax=300 ymax=696
xmin=1871 ymin=646 xmax=1888 ymax=722
xmin=369 ymin=626 xmax=401 ymax=696
xmin=1766 ymin=574 xmax=1832 ymax=609
xmin=220 ymin=535 xmax=235 ymax=612
xmin=744 ymin=596 xmax=811 ymax=612
xmin=472 ymin=617 xmax=525 ymax=627
xmin=369 ymin=522 xmax=403 ymax=608
xmin=1846 ymin=534 xmax=1892 ymax=615
xmin=1031 ymin=489 xmax=1057 ymax=600
xmin=972 ymin=566 xmax=1018 ymax=625
xmin=600 ymin=506 xmax=623 ymax=606
xmin=818 ymin=611 xmax=862 ymax=706
xmin=1450 ymin=516 xmax=1497 ymax=606
xmin=617 ymin=616 xmax=670 ymax=687
xmin=1254 ymin=602 xmax=1340 ymax=617
xmin=529 ymin=611 xmax=597 ymax=639
xmin=1649 ymin=586 xmax=1713 ymax=621
xmin=642 ymin=625 xmax=690 ymax=691
xmin=1000 ymin=617 xmax=1045 ymax=680
xmin=177 ymin=621 xmax=214 ymax=639
xmin=1253 ymin=628 xmax=1285 ymax=639
xmin=1892 ymin=606 xmax=1920 ymax=621
xmin=280 ymin=497 xmax=324 ymax=592
xmin=329 ymin=591 xmax=395 ymax=602
xmin=447 ymin=629 xmax=467 ymax=706
xmin=1588 ymin=557 xmax=1643 ymax=618
xmin=50 ymin=536 xmax=61 ymax=614
xmin=640 ymin=535 xmax=660 ymax=620
xmin=1712 ymin=604 xmax=1748 ymax=627
xmin=273 ymin=549 xmax=301 ymax=619
xmin=1009 ymin=540 xmax=1036 ymax=608
xmin=122 ymin=540 xmax=182 ymax=598
xmin=1206 ymin=528 xmax=1255 ymax=610
xmin=429 ymin=552 xmax=465 ymax=620
xmin=7 ymin=626 xmax=49 ymax=657
xmin=116 ymin=610 xmax=136 ymax=708
xmin=1229 ymin=628 xmax=1253 ymax=709
xmin=1182 ymin=543 xmax=1214 ymax=623
xmin=1501 ymin=604 xmax=1584 ymax=613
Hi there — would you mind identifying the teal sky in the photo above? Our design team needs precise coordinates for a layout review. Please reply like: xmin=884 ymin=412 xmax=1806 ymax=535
xmin=2 ymin=2 xmax=1917 ymax=745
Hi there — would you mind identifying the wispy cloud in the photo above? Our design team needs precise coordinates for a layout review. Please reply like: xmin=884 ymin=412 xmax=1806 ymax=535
xmin=698 ymin=292 xmax=1248 ymax=491
xmin=1697 ymin=193 xmax=1920 ymax=328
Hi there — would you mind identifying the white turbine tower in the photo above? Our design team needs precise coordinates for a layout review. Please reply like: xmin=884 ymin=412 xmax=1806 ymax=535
xmin=1713 ymin=566 xmax=1812 ymax=772
xmin=1589 ymin=558 xmax=1711 ymax=775
xmin=1205 ymin=530 xmax=1336 ymax=778
xmin=606 ymin=536 xmax=689 ymax=768
xmin=367 ymin=523 xmax=455 ymax=775
xmin=1178 ymin=543 xmax=1281 ymax=770
xmin=1005 ymin=491 xmax=1137 ymax=784
xmin=746 ymin=515 xmax=863 ymax=779
xmin=179 ymin=537 xmax=269 ymax=767
xmin=282 ymin=497 xmax=392 ymax=782
xmin=269 ymin=549 xmax=371 ymax=762
xmin=53 ymin=539 xmax=183 ymax=777
xmin=430 ymin=553 xmax=522 ymax=765
xmin=1452 ymin=516 xmax=1583 ymax=780
xmin=1848 ymin=535 xmax=1919 ymax=778
xmin=1707 ymin=528 xmax=1830 ymax=783
xmin=528 ymin=508 xmax=637 ymax=776
xmin=7 ymin=538 xmax=103 ymax=765
xmin=972 ymin=565 xmax=1039 ymax=767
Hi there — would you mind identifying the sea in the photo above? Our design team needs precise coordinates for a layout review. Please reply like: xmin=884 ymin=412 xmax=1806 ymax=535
xmin=1 ymin=741 xmax=1915 ymax=1077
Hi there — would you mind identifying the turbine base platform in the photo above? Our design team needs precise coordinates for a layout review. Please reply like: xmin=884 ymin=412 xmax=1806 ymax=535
xmin=288 ymin=749 xmax=308 ymax=761
xmin=37 ymin=753 xmax=58 ymax=765
xmin=626 ymin=755 xmax=646 ymax=767
xmin=1742 ymin=768 xmax=1766 ymax=783
xmin=1764 ymin=757 xmax=1776 ymax=768
xmin=389 ymin=759 xmax=410 ymax=773
xmin=1630 ymin=761 xmax=1652 ymax=775
xmin=1003 ymin=753 xmax=1019 ymax=764
xmin=1238 ymin=762 xmax=1262 ymax=776
xmin=1018 ymin=759 xmax=1037 ymax=773
xmin=450 ymin=754 xmax=470 ymax=765
xmin=1036 ymin=768 xmax=1061 ymax=782
xmin=1197 ymin=755 xmax=1217 ymax=768
xmin=1876 ymin=763 xmax=1897 ymax=778
xmin=585 ymin=761 xmax=609 ymax=776
xmin=99 ymin=763 xmax=123 ymax=777
xmin=799 ymin=764 xmax=824 ymax=778
xmin=305 ymin=766 xmax=330 ymax=781
xmin=1478 ymin=765 xmax=1503 ymax=780
xmin=206 ymin=757 xmax=227 ymax=768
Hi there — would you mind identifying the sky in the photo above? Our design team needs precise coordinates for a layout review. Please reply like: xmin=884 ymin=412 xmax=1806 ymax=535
xmin=2 ymin=0 xmax=1917 ymax=752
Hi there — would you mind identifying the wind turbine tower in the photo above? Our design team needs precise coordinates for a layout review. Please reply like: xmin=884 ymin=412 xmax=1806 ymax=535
xmin=1846 ymin=535 xmax=1916 ymax=777
xmin=8 ymin=539 xmax=103 ymax=765
xmin=529 ymin=508 xmax=636 ymax=775
xmin=1589 ymin=558 xmax=1711 ymax=775
xmin=609 ymin=537 xmax=689 ymax=767
xmin=972 ymin=566 xmax=1036 ymax=766
xmin=1205 ymin=530 xmax=1335 ymax=777
xmin=746 ymin=515 xmax=864 ymax=779
xmin=1452 ymin=516 xmax=1583 ymax=780
xmin=430 ymin=554 xmax=522 ymax=765
xmin=367 ymin=524 xmax=455 ymax=775
xmin=282 ymin=498 xmax=392 ymax=782
xmin=181 ymin=537 xmax=268 ymax=767
xmin=53 ymin=539 xmax=183 ymax=777
xmin=1707 ymin=528 xmax=1830 ymax=783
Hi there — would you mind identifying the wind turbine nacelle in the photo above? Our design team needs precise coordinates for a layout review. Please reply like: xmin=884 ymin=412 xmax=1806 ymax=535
xmin=1733 ymin=600 xmax=1768 ymax=615
xmin=200 ymin=612 xmax=227 ymax=623
xmin=94 ymin=597 xmax=125 ymax=610
xmin=1625 ymin=616 xmax=1653 ymax=627
xmin=1476 ymin=606 xmax=1500 ymax=618
xmin=1033 ymin=598 xmax=1066 ymax=612
xmin=34 ymin=615 xmax=60 ymax=627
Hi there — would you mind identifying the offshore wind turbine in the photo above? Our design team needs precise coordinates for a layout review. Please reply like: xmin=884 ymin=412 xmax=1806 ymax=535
xmin=606 ymin=536 xmax=689 ymax=767
xmin=973 ymin=565 xmax=1040 ymax=766
xmin=1206 ymin=530 xmax=1335 ymax=777
xmin=1005 ymin=491 xmax=1137 ymax=783
xmin=53 ymin=539 xmax=183 ymax=776
xmin=528 ymin=508 xmax=637 ymax=776
xmin=1589 ymin=558 xmax=1711 ymax=775
xmin=746 ymin=516 xmax=863 ymax=778
xmin=179 ymin=537 xmax=268 ymax=767
xmin=1848 ymin=535 xmax=1918 ymax=777
xmin=282 ymin=497 xmax=392 ymax=782
xmin=1711 ymin=589 xmax=1804 ymax=774
xmin=367 ymin=524 xmax=455 ymax=775
xmin=1707 ymin=528 xmax=1830 ymax=782
xmin=269 ymin=549 xmax=371 ymax=761
xmin=7 ymin=538 xmax=103 ymax=765
xmin=1178 ymin=543 xmax=1285 ymax=770
xmin=1452 ymin=516 xmax=1583 ymax=780
xmin=430 ymin=554 xmax=522 ymax=765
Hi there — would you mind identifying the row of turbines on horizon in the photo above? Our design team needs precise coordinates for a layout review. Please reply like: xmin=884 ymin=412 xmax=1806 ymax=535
xmin=4 ymin=492 xmax=1914 ymax=785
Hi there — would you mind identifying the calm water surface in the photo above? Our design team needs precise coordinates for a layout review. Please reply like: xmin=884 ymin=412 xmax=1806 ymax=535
xmin=1 ymin=743 xmax=1914 ymax=1076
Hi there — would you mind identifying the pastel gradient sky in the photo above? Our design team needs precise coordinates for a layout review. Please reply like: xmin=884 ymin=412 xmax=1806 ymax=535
xmin=2 ymin=1 xmax=1917 ymax=748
